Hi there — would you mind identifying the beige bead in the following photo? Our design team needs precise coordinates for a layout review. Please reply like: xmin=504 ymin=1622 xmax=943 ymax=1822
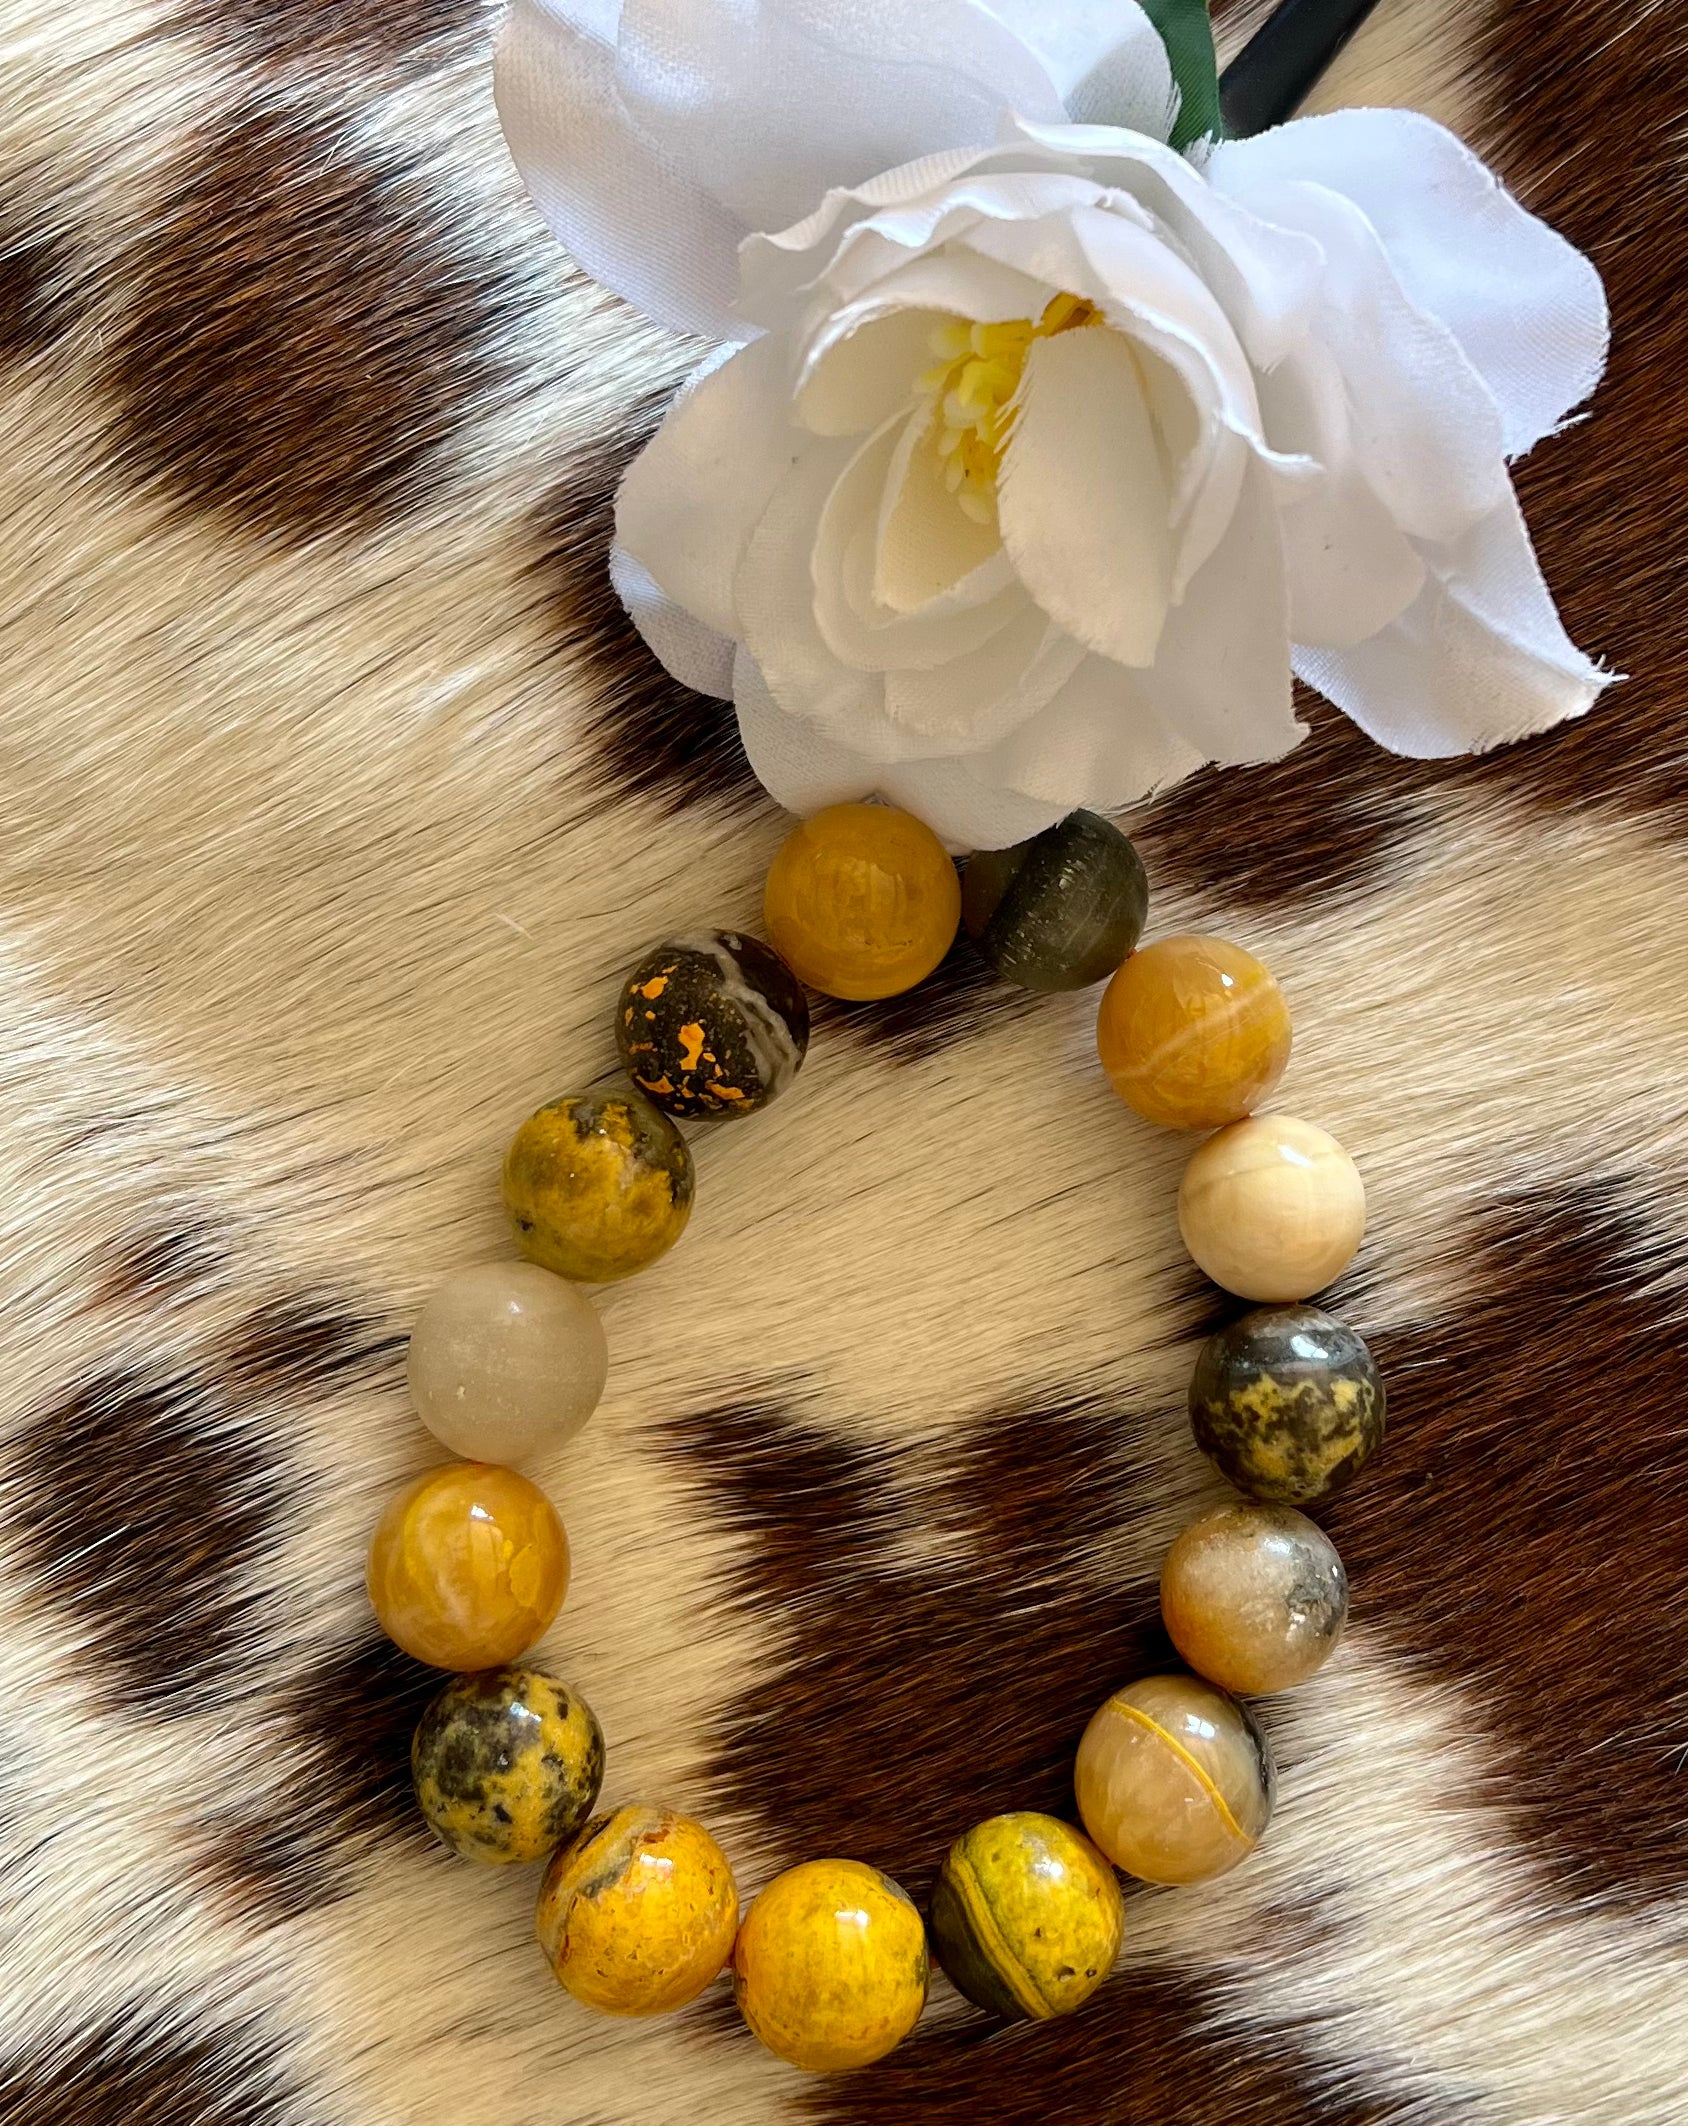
xmin=1178 ymin=1116 xmax=1365 ymax=1303
xmin=407 ymin=1263 xmax=608 ymax=1466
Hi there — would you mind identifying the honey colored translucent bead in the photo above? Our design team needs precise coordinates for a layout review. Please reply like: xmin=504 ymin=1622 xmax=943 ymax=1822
xmin=733 ymin=1858 xmax=928 ymax=2072
xmin=1075 ymin=1675 xmax=1275 ymax=1886
xmin=535 ymin=1804 xmax=738 ymax=2016
xmin=764 ymin=803 xmax=960 ymax=1001
xmin=1161 ymin=1503 xmax=1349 ymax=1696
xmin=504 ymin=1090 xmax=694 ymax=1284
xmin=1179 ymin=1115 xmax=1366 ymax=1302
xmin=366 ymin=1462 xmax=569 ymax=1671
xmin=930 ymin=1813 xmax=1123 ymax=2022
xmin=412 ymin=1666 xmax=603 ymax=1865
xmin=1097 ymin=935 xmax=1291 ymax=1129
xmin=407 ymin=1263 xmax=608 ymax=1466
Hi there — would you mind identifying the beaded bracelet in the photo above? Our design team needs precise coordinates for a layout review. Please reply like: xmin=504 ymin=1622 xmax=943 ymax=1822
xmin=363 ymin=801 xmax=1382 ymax=2073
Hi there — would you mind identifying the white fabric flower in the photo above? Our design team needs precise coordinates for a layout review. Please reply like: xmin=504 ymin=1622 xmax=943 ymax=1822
xmin=499 ymin=3 xmax=1611 ymax=848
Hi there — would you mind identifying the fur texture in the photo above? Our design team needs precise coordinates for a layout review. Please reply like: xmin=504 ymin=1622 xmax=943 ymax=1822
xmin=0 ymin=0 xmax=1685 ymax=2121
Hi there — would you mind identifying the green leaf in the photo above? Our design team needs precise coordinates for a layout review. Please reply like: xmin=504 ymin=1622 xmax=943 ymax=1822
xmin=1140 ymin=0 xmax=1223 ymax=151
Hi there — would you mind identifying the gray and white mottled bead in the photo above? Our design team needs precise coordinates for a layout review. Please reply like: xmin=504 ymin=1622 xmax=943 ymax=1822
xmin=407 ymin=1262 xmax=608 ymax=1465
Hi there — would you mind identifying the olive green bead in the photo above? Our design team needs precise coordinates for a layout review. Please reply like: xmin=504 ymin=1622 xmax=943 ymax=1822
xmin=930 ymin=1813 xmax=1123 ymax=2021
xmin=963 ymin=811 xmax=1148 ymax=992
xmin=503 ymin=1089 xmax=694 ymax=1283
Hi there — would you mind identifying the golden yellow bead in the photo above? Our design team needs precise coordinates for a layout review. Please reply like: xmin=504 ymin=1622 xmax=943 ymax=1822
xmin=366 ymin=1462 xmax=569 ymax=1671
xmin=930 ymin=1813 xmax=1123 ymax=2021
xmin=503 ymin=1090 xmax=694 ymax=1284
xmin=733 ymin=1858 xmax=928 ymax=2072
xmin=1178 ymin=1114 xmax=1366 ymax=1302
xmin=764 ymin=803 xmax=960 ymax=1001
xmin=535 ymin=1805 xmax=738 ymax=2016
xmin=1097 ymin=935 xmax=1291 ymax=1130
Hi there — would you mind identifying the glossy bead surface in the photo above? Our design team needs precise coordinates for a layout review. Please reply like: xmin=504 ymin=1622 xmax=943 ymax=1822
xmin=930 ymin=1812 xmax=1123 ymax=2022
xmin=963 ymin=811 xmax=1149 ymax=993
xmin=503 ymin=1090 xmax=694 ymax=1283
xmin=733 ymin=1858 xmax=928 ymax=2072
xmin=412 ymin=1666 xmax=603 ymax=1865
xmin=1161 ymin=1503 xmax=1349 ymax=1695
xmin=407 ymin=1263 xmax=608 ymax=1466
xmin=1190 ymin=1303 xmax=1384 ymax=1506
xmin=535 ymin=1804 xmax=738 ymax=2016
xmin=1179 ymin=1115 xmax=1366 ymax=1302
xmin=764 ymin=803 xmax=960 ymax=1001
xmin=1097 ymin=935 xmax=1291 ymax=1130
xmin=366 ymin=1462 xmax=568 ymax=1670
xmin=1075 ymin=1674 xmax=1275 ymax=1886
xmin=616 ymin=932 xmax=810 ymax=1119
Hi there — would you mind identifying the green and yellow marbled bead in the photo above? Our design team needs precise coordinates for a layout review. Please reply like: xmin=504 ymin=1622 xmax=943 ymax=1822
xmin=503 ymin=1090 xmax=694 ymax=1283
xmin=929 ymin=1813 xmax=1123 ymax=2021
xmin=1189 ymin=1303 xmax=1385 ymax=1506
xmin=412 ymin=1667 xmax=603 ymax=1866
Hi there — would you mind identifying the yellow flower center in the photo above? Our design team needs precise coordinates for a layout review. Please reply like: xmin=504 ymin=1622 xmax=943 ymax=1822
xmin=916 ymin=293 xmax=1104 ymax=526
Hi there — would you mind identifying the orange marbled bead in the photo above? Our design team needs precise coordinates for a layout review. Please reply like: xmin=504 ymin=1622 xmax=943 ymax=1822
xmin=367 ymin=1462 xmax=569 ymax=1671
xmin=1097 ymin=935 xmax=1291 ymax=1130
xmin=764 ymin=803 xmax=960 ymax=1001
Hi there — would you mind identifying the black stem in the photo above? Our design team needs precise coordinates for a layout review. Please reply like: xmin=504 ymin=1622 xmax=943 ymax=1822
xmin=1218 ymin=0 xmax=1389 ymax=138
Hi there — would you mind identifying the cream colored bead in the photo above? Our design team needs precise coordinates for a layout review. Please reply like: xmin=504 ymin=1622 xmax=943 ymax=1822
xmin=407 ymin=1263 xmax=608 ymax=1466
xmin=1178 ymin=1116 xmax=1365 ymax=1303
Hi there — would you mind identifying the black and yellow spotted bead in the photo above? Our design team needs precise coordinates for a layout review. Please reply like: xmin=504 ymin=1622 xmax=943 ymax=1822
xmin=503 ymin=1089 xmax=694 ymax=1282
xmin=1189 ymin=1303 xmax=1385 ymax=1506
xmin=412 ymin=1667 xmax=604 ymax=1865
xmin=615 ymin=933 xmax=809 ymax=1120
xmin=929 ymin=1813 xmax=1123 ymax=2021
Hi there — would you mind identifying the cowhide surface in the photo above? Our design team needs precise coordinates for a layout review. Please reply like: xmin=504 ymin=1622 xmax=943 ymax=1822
xmin=1 ymin=1 xmax=1684 ymax=2121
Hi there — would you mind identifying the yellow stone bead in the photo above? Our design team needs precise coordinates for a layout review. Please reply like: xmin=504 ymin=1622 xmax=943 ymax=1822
xmin=1178 ymin=1114 xmax=1366 ymax=1302
xmin=1097 ymin=935 xmax=1291 ymax=1130
xmin=764 ymin=803 xmax=960 ymax=1001
xmin=503 ymin=1089 xmax=694 ymax=1284
xmin=1075 ymin=1674 xmax=1275 ymax=1886
xmin=929 ymin=1812 xmax=1123 ymax=2021
xmin=535 ymin=1804 xmax=739 ymax=2016
xmin=366 ymin=1462 xmax=569 ymax=1671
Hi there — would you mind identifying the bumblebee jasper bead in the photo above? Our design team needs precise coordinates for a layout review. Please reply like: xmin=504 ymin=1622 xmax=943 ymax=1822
xmin=615 ymin=932 xmax=809 ymax=1119
xmin=503 ymin=1090 xmax=694 ymax=1283
xmin=764 ymin=803 xmax=960 ymax=1001
xmin=1161 ymin=1503 xmax=1349 ymax=1695
xmin=407 ymin=1263 xmax=608 ymax=1466
xmin=962 ymin=811 xmax=1149 ymax=993
xmin=1190 ymin=1304 xmax=1384 ymax=1507
xmin=1097 ymin=935 xmax=1291 ymax=1130
xmin=930 ymin=1813 xmax=1123 ymax=2022
xmin=733 ymin=1858 xmax=928 ymax=2072
xmin=1075 ymin=1674 xmax=1275 ymax=1886
xmin=412 ymin=1667 xmax=603 ymax=1865
xmin=535 ymin=1804 xmax=738 ymax=2016
xmin=1179 ymin=1116 xmax=1366 ymax=1302
xmin=366 ymin=1462 xmax=568 ymax=1670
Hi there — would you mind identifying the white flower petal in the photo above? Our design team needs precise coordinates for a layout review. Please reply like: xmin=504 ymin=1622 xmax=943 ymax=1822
xmin=733 ymin=645 xmax=888 ymax=813
xmin=1213 ymin=109 xmax=1608 ymax=456
xmin=875 ymin=410 xmax=1004 ymax=614
xmin=997 ymin=325 xmax=1173 ymax=670
xmin=981 ymin=0 xmax=1175 ymax=133
xmin=1295 ymin=483 xmax=1615 ymax=756
xmin=875 ymin=756 xmax=1070 ymax=847
xmin=615 ymin=337 xmax=799 ymax=642
xmin=883 ymin=617 xmax=1086 ymax=747
xmin=981 ymin=652 xmax=1206 ymax=809
xmin=610 ymin=548 xmax=737 ymax=697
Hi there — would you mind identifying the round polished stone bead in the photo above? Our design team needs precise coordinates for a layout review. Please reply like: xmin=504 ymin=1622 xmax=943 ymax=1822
xmin=535 ymin=1804 xmax=738 ymax=2016
xmin=1097 ymin=935 xmax=1291 ymax=1130
xmin=1160 ymin=1503 xmax=1349 ymax=1695
xmin=733 ymin=1858 xmax=928 ymax=2072
xmin=962 ymin=811 xmax=1149 ymax=992
xmin=930 ymin=1812 xmax=1123 ymax=2022
xmin=366 ymin=1462 xmax=569 ymax=1671
xmin=764 ymin=803 xmax=960 ymax=1001
xmin=412 ymin=1666 xmax=603 ymax=1865
xmin=615 ymin=931 xmax=809 ymax=1119
xmin=1075 ymin=1674 xmax=1275 ymax=1886
xmin=1179 ymin=1114 xmax=1366 ymax=1301
xmin=503 ymin=1090 xmax=694 ymax=1283
xmin=407 ymin=1263 xmax=608 ymax=1466
xmin=1189 ymin=1303 xmax=1385 ymax=1506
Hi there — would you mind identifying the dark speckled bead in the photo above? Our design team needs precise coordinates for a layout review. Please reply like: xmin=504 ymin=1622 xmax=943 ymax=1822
xmin=615 ymin=932 xmax=809 ymax=1120
xmin=962 ymin=811 xmax=1149 ymax=992
xmin=413 ymin=1666 xmax=604 ymax=1866
xmin=1190 ymin=1305 xmax=1385 ymax=1507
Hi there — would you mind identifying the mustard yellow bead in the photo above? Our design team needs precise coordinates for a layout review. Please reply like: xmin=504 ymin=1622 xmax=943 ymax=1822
xmin=535 ymin=1804 xmax=738 ymax=2016
xmin=1097 ymin=935 xmax=1291 ymax=1130
xmin=930 ymin=1813 xmax=1123 ymax=2021
xmin=764 ymin=803 xmax=960 ymax=1001
xmin=1178 ymin=1114 xmax=1366 ymax=1302
xmin=503 ymin=1090 xmax=694 ymax=1284
xmin=733 ymin=1858 xmax=928 ymax=2072
xmin=366 ymin=1462 xmax=568 ymax=1671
